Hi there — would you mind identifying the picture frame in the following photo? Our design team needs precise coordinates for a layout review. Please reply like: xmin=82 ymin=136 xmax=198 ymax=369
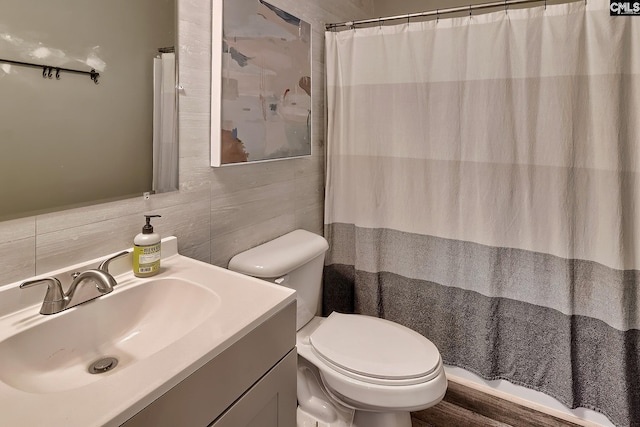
xmin=211 ymin=0 xmax=312 ymax=167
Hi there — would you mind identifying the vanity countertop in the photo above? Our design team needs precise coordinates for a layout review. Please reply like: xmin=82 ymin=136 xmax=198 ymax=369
xmin=0 ymin=237 xmax=296 ymax=426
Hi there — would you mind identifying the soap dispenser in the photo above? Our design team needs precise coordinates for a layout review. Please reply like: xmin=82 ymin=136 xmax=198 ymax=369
xmin=133 ymin=214 xmax=162 ymax=277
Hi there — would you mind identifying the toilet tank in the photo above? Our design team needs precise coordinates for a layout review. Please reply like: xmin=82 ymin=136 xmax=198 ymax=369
xmin=228 ymin=230 xmax=329 ymax=330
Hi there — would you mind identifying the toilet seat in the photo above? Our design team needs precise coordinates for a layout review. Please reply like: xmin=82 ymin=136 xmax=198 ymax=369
xmin=309 ymin=312 xmax=441 ymax=386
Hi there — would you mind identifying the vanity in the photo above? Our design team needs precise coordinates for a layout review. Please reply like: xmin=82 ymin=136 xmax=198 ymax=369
xmin=0 ymin=237 xmax=297 ymax=427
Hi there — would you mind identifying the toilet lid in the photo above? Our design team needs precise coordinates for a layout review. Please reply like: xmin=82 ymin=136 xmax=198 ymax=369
xmin=309 ymin=312 xmax=441 ymax=383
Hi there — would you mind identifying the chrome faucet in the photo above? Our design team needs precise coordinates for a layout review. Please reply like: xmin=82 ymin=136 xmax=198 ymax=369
xmin=20 ymin=251 xmax=130 ymax=315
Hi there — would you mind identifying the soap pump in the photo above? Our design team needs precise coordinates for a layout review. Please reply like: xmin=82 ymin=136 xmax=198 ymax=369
xmin=133 ymin=214 xmax=162 ymax=277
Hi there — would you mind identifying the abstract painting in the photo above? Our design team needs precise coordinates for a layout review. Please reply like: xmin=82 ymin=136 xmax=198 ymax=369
xmin=211 ymin=0 xmax=311 ymax=166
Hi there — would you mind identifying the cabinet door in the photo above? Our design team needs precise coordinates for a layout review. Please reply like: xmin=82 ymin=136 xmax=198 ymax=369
xmin=211 ymin=350 xmax=296 ymax=427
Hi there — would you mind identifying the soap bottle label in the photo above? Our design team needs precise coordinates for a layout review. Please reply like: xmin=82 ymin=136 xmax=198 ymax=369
xmin=133 ymin=243 xmax=161 ymax=276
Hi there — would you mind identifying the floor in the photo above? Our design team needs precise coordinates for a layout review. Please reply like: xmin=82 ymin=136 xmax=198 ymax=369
xmin=410 ymin=381 xmax=584 ymax=427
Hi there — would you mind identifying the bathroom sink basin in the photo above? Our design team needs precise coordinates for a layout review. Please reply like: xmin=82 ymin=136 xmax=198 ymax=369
xmin=0 ymin=237 xmax=296 ymax=427
xmin=0 ymin=277 xmax=221 ymax=393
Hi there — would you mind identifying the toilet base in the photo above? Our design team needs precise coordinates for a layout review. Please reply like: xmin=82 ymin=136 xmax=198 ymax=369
xmin=297 ymin=354 xmax=413 ymax=427
xmin=352 ymin=410 xmax=412 ymax=427
xmin=297 ymin=407 xmax=352 ymax=427
xmin=297 ymin=406 xmax=412 ymax=427
xmin=297 ymin=356 xmax=354 ymax=427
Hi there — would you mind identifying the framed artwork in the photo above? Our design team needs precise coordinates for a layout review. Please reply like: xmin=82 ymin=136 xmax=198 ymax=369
xmin=211 ymin=0 xmax=312 ymax=166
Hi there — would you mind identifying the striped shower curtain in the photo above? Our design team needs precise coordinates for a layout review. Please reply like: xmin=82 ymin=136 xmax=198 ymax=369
xmin=324 ymin=1 xmax=640 ymax=426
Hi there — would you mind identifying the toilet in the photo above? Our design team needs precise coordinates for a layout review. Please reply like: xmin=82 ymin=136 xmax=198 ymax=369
xmin=228 ymin=229 xmax=447 ymax=427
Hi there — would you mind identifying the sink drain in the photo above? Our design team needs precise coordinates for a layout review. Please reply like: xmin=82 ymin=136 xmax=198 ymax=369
xmin=88 ymin=357 xmax=119 ymax=374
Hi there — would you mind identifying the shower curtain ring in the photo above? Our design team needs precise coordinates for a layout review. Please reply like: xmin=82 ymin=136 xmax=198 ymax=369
xmin=407 ymin=13 xmax=410 ymax=24
xmin=379 ymin=17 xmax=382 ymax=29
xmin=436 ymin=9 xmax=439 ymax=22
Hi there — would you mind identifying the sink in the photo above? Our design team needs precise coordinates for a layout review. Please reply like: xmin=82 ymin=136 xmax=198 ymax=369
xmin=0 ymin=236 xmax=296 ymax=427
xmin=0 ymin=277 xmax=220 ymax=393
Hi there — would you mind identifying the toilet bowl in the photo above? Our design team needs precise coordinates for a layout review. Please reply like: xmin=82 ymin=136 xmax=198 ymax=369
xmin=297 ymin=315 xmax=447 ymax=427
xmin=228 ymin=230 xmax=447 ymax=427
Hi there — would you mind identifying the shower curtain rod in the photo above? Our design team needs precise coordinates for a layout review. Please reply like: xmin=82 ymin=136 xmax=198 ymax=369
xmin=326 ymin=0 xmax=552 ymax=30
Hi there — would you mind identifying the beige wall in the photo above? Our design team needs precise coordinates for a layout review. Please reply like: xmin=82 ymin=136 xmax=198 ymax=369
xmin=0 ymin=0 xmax=374 ymax=286
xmin=373 ymin=0 xmax=574 ymax=19
xmin=374 ymin=0 xmax=486 ymax=16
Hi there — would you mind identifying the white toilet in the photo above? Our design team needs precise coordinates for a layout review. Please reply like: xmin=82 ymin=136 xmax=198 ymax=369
xmin=228 ymin=229 xmax=447 ymax=427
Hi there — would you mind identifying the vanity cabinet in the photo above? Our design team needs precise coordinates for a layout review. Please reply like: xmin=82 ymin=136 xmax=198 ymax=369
xmin=122 ymin=302 xmax=296 ymax=427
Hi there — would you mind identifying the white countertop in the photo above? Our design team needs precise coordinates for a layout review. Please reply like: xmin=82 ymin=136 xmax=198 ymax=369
xmin=0 ymin=238 xmax=296 ymax=426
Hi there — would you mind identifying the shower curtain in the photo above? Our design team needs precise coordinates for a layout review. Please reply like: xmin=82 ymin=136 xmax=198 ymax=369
xmin=324 ymin=1 xmax=640 ymax=426
xmin=153 ymin=52 xmax=178 ymax=193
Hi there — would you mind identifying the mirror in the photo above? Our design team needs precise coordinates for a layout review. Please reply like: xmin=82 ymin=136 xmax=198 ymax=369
xmin=0 ymin=0 xmax=177 ymax=221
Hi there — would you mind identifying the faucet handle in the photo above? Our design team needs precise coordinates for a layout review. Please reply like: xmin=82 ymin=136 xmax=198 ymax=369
xmin=98 ymin=250 xmax=130 ymax=274
xmin=20 ymin=277 xmax=64 ymax=300
xmin=19 ymin=277 xmax=66 ymax=315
